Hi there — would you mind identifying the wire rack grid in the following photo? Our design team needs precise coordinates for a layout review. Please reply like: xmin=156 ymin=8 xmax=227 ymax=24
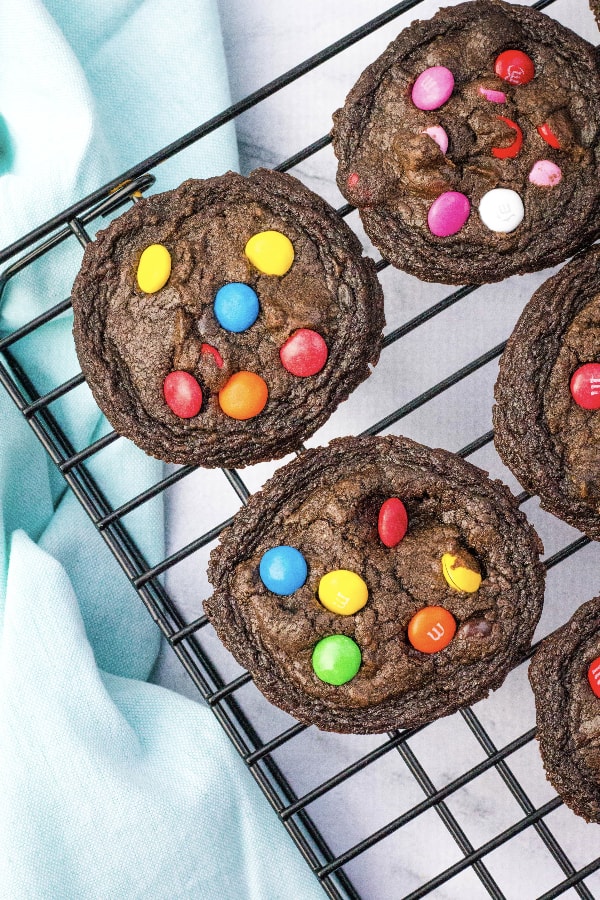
xmin=1 ymin=0 xmax=600 ymax=897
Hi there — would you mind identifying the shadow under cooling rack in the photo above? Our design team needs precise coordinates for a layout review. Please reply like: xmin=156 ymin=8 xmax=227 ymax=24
xmin=1 ymin=1 xmax=599 ymax=898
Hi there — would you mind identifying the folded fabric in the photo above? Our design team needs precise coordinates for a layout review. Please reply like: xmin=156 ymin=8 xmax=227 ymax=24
xmin=0 ymin=2 xmax=325 ymax=897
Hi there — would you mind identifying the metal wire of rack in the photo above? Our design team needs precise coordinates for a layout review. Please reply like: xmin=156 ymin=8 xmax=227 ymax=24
xmin=1 ymin=0 xmax=599 ymax=897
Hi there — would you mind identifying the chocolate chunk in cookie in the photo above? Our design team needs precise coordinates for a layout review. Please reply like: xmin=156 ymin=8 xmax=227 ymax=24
xmin=205 ymin=435 xmax=545 ymax=734
xmin=72 ymin=170 xmax=384 ymax=468
xmin=332 ymin=0 xmax=600 ymax=284
xmin=529 ymin=596 xmax=600 ymax=823
xmin=494 ymin=244 xmax=600 ymax=542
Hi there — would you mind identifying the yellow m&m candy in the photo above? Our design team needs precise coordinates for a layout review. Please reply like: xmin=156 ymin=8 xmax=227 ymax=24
xmin=245 ymin=230 xmax=294 ymax=276
xmin=441 ymin=553 xmax=482 ymax=593
xmin=136 ymin=244 xmax=172 ymax=293
xmin=318 ymin=570 xmax=368 ymax=616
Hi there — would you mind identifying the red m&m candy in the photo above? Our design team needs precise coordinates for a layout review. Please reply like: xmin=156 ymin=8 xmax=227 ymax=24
xmin=570 ymin=363 xmax=600 ymax=410
xmin=280 ymin=329 xmax=328 ymax=377
xmin=494 ymin=50 xmax=535 ymax=85
xmin=378 ymin=498 xmax=408 ymax=547
xmin=588 ymin=656 xmax=600 ymax=697
xmin=491 ymin=116 xmax=523 ymax=159
xmin=537 ymin=123 xmax=561 ymax=149
xmin=163 ymin=371 xmax=203 ymax=418
xmin=200 ymin=343 xmax=224 ymax=368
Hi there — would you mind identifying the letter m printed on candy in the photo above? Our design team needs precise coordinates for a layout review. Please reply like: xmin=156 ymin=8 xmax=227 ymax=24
xmin=427 ymin=622 xmax=446 ymax=642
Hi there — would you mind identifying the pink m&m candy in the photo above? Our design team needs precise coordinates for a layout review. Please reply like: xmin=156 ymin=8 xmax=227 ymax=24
xmin=570 ymin=363 xmax=600 ymax=410
xmin=163 ymin=371 xmax=203 ymax=418
xmin=378 ymin=498 xmax=408 ymax=548
xmin=478 ymin=87 xmax=506 ymax=104
xmin=411 ymin=66 xmax=454 ymax=111
xmin=427 ymin=191 xmax=470 ymax=237
xmin=423 ymin=125 xmax=448 ymax=155
xmin=280 ymin=329 xmax=328 ymax=377
xmin=529 ymin=160 xmax=562 ymax=187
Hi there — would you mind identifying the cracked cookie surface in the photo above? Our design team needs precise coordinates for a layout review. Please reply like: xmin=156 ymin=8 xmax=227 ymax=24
xmin=332 ymin=0 xmax=600 ymax=284
xmin=72 ymin=170 xmax=384 ymax=468
xmin=494 ymin=244 xmax=600 ymax=542
xmin=206 ymin=435 xmax=545 ymax=733
xmin=529 ymin=596 xmax=600 ymax=823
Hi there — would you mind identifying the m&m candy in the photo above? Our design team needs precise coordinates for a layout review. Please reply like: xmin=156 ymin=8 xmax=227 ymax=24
xmin=423 ymin=125 xmax=449 ymax=155
xmin=537 ymin=123 xmax=561 ymax=149
xmin=588 ymin=656 xmax=600 ymax=698
xmin=411 ymin=66 xmax=454 ymax=111
xmin=529 ymin=160 xmax=562 ymax=187
xmin=494 ymin=50 xmax=535 ymax=85
xmin=218 ymin=371 xmax=268 ymax=420
xmin=312 ymin=634 xmax=361 ymax=685
xmin=570 ymin=363 xmax=600 ymax=410
xmin=279 ymin=329 xmax=328 ymax=377
xmin=200 ymin=343 xmax=224 ymax=368
xmin=491 ymin=116 xmax=523 ymax=160
xmin=478 ymin=87 xmax=506 ymax=104
xmin=378 ymin=498 xmax=408 ymax=548
xmin=427 ymin=191 xmax=470 ymax=237
xmin=318 ymin=570 xmax=368 ymax=616
xmin=259 ymin=546 xmax=308 ymax=596
xmin=478 ymin=188 xmax=524 ymax=233
xmin=408 ymin=606 xmax=456 ymax=654
xmin=163 ymin=371 xmax=202 ymax=418
xmin=137 ymin=244 xmax=171 ymax=293
xmin=441 ymin=553 xmax=482 ymax=593
xmin=245 ymin=231 xmax=294 ymax=276
xmin=214 ymin=283 xmax=259 ymax=333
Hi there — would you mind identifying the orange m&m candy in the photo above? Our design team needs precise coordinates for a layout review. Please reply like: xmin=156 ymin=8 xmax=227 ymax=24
xmin=407 ymin=606 xmax=456 ymax=654
xmin=218 ymin=371 xmax=268 ymax=420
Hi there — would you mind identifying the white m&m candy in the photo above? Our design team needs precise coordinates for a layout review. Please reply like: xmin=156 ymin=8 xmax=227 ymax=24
xmin=478 ymin=188 xmax=524 ymax=233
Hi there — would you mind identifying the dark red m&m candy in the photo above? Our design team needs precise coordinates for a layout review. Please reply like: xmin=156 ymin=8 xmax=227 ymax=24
xmin=570 ymin=363 xmax=600 ymax=410
xmin=163 ymin=371 xmax=203 ymax=418
xmin=494 ymin=50 xmax=535 ymax=86
xmin=280 ymin=329 xmax=328 ymax=377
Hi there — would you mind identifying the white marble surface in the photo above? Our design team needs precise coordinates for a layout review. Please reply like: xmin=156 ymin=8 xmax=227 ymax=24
xmin=150 ymin=1 xmax=600 ymax=897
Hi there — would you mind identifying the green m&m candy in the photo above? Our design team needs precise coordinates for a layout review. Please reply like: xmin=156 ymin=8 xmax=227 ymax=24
xmin=312 ymin=634 xmax=361 ymax=685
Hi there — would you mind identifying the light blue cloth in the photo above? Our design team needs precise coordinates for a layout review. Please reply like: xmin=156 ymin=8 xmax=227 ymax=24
xmin=0 ymin=2 xmax=325 ymax=898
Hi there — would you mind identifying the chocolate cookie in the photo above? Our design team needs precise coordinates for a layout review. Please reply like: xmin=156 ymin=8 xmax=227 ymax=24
xmin=529 ymin=596 xmax=600 ymax=823
xmin=205 ymin=435 xmax=545 ymax=734
xmin=71 ymin=170 xmax=384 ymax=468
xmin=590 ymin=0 xmax=600 ymax=30
xmin=494 ymin=245 xmax=600 ymax=542
xmin=331 ymin=0 xmax=600 ymax=285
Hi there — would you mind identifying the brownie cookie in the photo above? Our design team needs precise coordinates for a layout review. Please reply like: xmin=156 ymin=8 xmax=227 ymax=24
xmin=590 ymin=0 xmax=600 ymax=30
xmin=72 ymin=170 xmax=384 ymax=468
xmin=331 ymin=0 xmax=600 ymax=285
xmin=529 ymin=596 xmax=600 ymax=823
xmin=494 ymin=245 xmax=600 ymax=541
xmin=205 ymin=435 xmax=545 ymax=734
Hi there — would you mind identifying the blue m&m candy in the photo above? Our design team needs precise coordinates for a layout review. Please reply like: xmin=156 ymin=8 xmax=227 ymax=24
xmin=259 ymin=545 xmax=308 ymax=596
xmin=214 ymin=282 xmax=259 ymax=333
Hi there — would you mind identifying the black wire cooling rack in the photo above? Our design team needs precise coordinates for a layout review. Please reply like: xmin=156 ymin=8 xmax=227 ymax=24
xmin=2 ymin=0 xmax=600 ymax=897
